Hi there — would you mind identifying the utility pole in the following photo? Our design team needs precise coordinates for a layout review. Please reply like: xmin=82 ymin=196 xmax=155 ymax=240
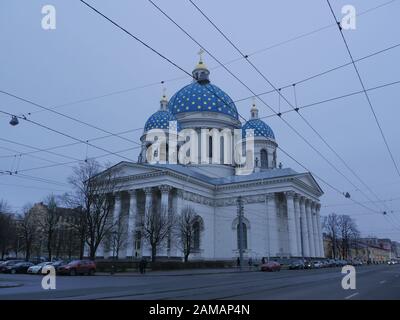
xmin=237 ymin=196 xmax=244 ymax=270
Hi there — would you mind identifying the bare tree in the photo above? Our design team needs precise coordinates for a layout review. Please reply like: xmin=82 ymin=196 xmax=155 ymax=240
xmin=176 ymin=206 xmax=203 ymax=262
xmin=18 ymin=204 xmax=39 ymax=261
xmin=141 ymin=205 xmax=175 ymax=262
xmin=107 ymin=210 xmax=128 ymax=260
xmin=67 ymin=159 xmax=119 ymax=260
xmin=61 ymin=195 xmax=87 ymax=259
xmin=338 ymin=215 xmax=359 ymax=259
xmin=38 ymin=194 xmax=60 ymax=261
xmin=323 ymin=213 xmax=340 ymax=259
xmin=0 ymin=200 xmax=14 ymax=259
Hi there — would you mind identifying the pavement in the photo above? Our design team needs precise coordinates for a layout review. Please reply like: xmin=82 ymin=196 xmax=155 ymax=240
xmin=0 ymin=264 xmax=399 ymax=300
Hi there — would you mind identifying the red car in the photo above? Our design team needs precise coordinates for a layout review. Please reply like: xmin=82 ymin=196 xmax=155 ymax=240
xmin=260 ymin=261 xmax=281 ymax=272
xmin=57 ymin=260 xmax=96 ymax=276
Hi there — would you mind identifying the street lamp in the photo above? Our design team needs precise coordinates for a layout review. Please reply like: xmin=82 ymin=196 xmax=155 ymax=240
xmin=9 ymin=115 xmax=19 ymax=126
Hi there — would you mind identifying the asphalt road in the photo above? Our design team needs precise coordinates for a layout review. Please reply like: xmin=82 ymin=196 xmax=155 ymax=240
xmin=0 ymin=264 xmax=399 ymax=300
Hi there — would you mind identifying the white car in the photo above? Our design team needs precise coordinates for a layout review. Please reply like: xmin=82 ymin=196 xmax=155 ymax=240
xmin=313 ymin=261 xmax=323 ymax=269
xmin=27 ymin=262 xmax=52 ymax=274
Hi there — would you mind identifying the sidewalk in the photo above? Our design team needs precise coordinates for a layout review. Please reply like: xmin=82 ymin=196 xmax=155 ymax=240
xmin=96 ymin=267 xmax=259 ymax=277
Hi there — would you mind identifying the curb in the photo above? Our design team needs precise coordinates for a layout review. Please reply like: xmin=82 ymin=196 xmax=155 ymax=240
xmin=96 ymin=268 xmax=262 ymax=277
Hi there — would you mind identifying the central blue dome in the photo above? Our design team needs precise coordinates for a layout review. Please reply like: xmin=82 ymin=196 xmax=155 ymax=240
xmin=144 ymin=110 xmax=180 ymax=132
xmin=242 ymin=118 xmax=275 ymax=140
xmin=168 ymin=82 xmax=239 ymax=120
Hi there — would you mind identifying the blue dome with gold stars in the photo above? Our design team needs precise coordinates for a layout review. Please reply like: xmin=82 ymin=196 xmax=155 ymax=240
xmin=168 ymin=82 xmax=239 ymax=120
xmin=144 ymin=110 xmax=180 ymax=132
xmin=242 ymin=118 xmax=275 ymax=140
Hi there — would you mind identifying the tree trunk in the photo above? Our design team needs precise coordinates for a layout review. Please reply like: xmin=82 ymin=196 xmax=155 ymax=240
xmin=151 ymin=245 xmax=157 ymax=262
xmin=184 ymin=254 xmax=189 ymax=262
xmin=47 ymin=240 xmax=52 ymax=261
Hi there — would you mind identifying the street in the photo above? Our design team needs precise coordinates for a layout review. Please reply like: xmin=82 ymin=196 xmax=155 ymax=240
xmin=0 ymin=264 xmax=399 ymax=300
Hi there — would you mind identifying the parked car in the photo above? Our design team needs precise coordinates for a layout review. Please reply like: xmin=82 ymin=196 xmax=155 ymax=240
xmin=0 ymin=260 xmax=24 ymax=273
xmin=3 ymin=262 xmax=34 ymax=274
xmin=320 ymin=260 xmax=330 ymax=268
xmin=57 ymin=260 xmax=96 ymax=276
xmin=260 ymin=261 xmax=281 ymax=272
xmin=388 ymin=260 xmax=398 ymax=265
xmin=304 ymin=260 xmax=313 ymax=269
xmin=350 ymin=259 xmax=363 ymax=266
xmin=313 ymin=261 xmax=323 ymax=269
xmin=326 ymin=259 xmax=337 ymax=267
xmin=27 ymin=262 xmax=53 ymax=274
xmin=50 ymin=260 xmax=68 ymax=271
xmin=30 ymin=256 xmax=47 ymax=265
xmin=289 ymin=260 xmax=305 ymax=270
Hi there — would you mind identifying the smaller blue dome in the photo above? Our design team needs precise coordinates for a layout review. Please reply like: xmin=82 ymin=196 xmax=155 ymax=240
xmin=144 ymin=110 xmax=180 ymax=132
xmin=242 ymin=119 xmax=275 ymax=140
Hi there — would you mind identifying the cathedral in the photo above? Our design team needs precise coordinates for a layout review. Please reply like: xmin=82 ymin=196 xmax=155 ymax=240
xmin=94 ymin=54 xmax=325 ymax=261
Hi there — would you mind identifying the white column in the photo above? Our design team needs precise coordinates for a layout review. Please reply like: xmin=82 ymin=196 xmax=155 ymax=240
xmin=159 ymin=185 xmax=172 ymax=257
xmin=266 ymin=193 xmax=278 ymax=257
xmin=305 ymin=199 xmax=315 ymax=257
xmin=300 ymin=197 xmax=310 ymax=257
xmin=316 ymin=203 xmax=324 ymax=257
xmin=311 ymin=202 xmax=319 ymax=258
xmin=159 ymin=185 xmax=171 ymax=211
xmin=294 ymin=194 xmax=302 ymax=257
xmin=142 ymin=187 xmax=153 ymax=257
xmin=126 ymin=189 xmax=137 ymax=258
xmin=144 ymin=187 xmax=153 ymax=211
xmin=109 ymin=192 xmax=122 ymax=257
xmin=285 ymin=191 xmax=299 ymax=257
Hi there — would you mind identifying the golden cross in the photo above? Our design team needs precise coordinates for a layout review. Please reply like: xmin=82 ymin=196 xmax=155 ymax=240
xmin=162 ymin=86 xmax=167 ymax=97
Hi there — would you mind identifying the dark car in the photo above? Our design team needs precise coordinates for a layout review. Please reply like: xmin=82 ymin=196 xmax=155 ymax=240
xmin=289 ymin=260 xmax=305 ymax=270
xmin=0 ymin=260 xmax=24 ymax=273
xmin=260 ymin=261 xmax=281 ymax=272
xmin=57 ymin=260 xmax=96 ymax=276
xmin=3 ymin=262 xmax=34 ymax=274
xmin=304 ymin=260 xmax=313 ymax=269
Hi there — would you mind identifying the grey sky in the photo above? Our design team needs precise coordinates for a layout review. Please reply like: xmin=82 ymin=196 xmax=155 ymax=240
xmin=1 ymin=0 xmax=400 ymax=240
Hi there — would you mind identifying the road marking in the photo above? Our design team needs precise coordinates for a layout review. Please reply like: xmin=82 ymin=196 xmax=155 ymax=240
xmin=345 ymin=292 xmax=359 ymax=300
xmin=380 ymin=280 xmax=387 ymax=284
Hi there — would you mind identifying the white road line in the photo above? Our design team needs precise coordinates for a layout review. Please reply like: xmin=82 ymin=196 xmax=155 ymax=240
xmin=345 ymin=292 xmax=359 ymax=300
xmin=380 ymin=280 xmax=387 ymax=284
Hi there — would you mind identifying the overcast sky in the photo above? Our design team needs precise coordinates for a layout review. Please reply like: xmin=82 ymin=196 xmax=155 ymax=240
xmin=1 ymin=0 xmax=400 ymax=241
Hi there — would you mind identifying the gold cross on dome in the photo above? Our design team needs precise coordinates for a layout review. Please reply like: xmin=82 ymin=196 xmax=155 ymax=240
xmin=198 ymin=48 xmax=205 ymax=62
xmin=162 ymin=86 xmax=167 ymax=97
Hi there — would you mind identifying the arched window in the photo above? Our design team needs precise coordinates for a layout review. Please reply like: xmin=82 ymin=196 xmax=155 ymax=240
xmin=260 ymin=149 xmax=268 ymax=168
xmin=237 ymin=222 xmax=248 ymax=250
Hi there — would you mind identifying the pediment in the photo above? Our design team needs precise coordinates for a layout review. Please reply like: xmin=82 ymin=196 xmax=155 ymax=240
xmin=95 ymin=161 xmax=161 ymax=180
xmin=295 ymin=173 xmax=324 ymax=196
